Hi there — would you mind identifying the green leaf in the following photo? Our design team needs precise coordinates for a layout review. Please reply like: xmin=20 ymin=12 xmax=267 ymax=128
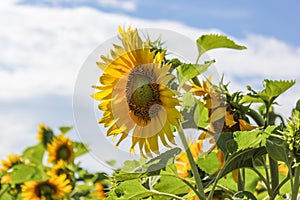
xmin=59 ymin=126 xmax=73 ymax=134
xmin=216 ymin=132 xmax=237 ymax=157
xmin=295 ymin=99 xmax=300 ymax=112
xmin=194 ymin=100 xmax=209 ymax=128
xmin=107 ymin=179 xmax=153 ymax=200
xmin=234 ymin=126 xmax=275 ymax=151
xmin=257 ymin=80 xmax=295 ymax=104
xmin=154 ymin=166 xmax=189 ymax=195
xmin=196 ymin=34 xmax=246 ymax=58
xmin=73 ymin=142 xmax=89 ymax=157
xmin=146 ymin=147 xmax=181 ymax=174
xmin=233 ymin=191 xmax=257 ymax=200
xmin=11 ymin=164 xmax=48 ymax=184
xmin=176 ymin=61 xmax=215 ymax=88
xmin=182 ymin=92 xmax=196 ymax=112
xmin=197 ymin=151 xmax=220 ymax=174
xmin=241 ymin=80 xmax=295 ymax=105
xmin=266 ymin=139 xmax=290 ymax=164
xmin=211 ymin=147 xmax=267 ymax=185
xmin=22 ymin=143 xmax=45 ymax=165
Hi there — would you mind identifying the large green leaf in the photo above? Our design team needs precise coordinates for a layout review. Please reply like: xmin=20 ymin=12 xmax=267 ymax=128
xmin=22 ymin=143 xmax=45 ymax=165
xmin=107 ymin=179 xmax=153 ymax=200
xmin=11 ymin=164 xmax=48 ymax=184
xmin=266 ymin=138 xmax=291 ymax=164
xmin=241 ymin=80 xmax=295 ymax=105
xmin=197 ymin=151 xmax=220 ymax=174
xmin=176 ymin=60 xmax=215 ymax=88
xmin=154 ymin=164 xmax=189 ymax=196
xmin=234 ymin=126 xmax=275 ymax=151
xmin=208 ymin=147 xmax=267 ymax=186
xmin=196 ymin=34 xmax=246 ymax=57
xmin=258 ymin=80 xmax=295 ymax=104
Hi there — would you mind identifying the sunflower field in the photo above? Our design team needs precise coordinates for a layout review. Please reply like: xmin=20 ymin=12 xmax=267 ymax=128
xmin=1 ymin=27 xmax=300 ymax=200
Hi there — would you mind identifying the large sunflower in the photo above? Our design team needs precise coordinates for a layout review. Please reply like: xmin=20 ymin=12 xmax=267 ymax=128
xmin=93 ymin=27 xmax=182 ymax=156
xmin=21 ymin=174 xmax=72 ymax=200
xmin=47 ymin=135 xmax=74 ymax=163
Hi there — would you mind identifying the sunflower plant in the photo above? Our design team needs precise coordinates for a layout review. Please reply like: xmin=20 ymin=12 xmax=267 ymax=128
xmin=92 ymin=27 xmax=299 ymax=200
xmin=0 ymin=124 xmax=110 ymax=200
xmin=1 ymin=26 xmax=300 ymax=200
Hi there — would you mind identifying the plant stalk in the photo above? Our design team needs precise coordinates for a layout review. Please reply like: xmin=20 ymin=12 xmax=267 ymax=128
xmin=178 ymin=126 xmax=206 ymax=200
xmin=292 ymin=165 xmax=300 ymax=200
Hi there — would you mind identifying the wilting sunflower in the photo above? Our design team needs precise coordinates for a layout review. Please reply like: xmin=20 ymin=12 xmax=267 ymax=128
xmin=93 ymin=27 xmax=182 ymax=156
xmin=22 ymin=174 xmax=72 ymax=200
xmin=47 ymin=135 xmax=74 ymax=163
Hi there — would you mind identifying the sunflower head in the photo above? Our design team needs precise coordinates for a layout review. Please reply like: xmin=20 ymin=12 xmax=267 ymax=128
xmin=0 ymin=154 xmax=22 ymax=172
xmin=175 ymin=141 xmax=203 ymax=178
xmin=47 ymin=135 xmax=74 ymax=164
xmin=37 ymin=123 xmax=54 ymax=147
xmin=47 ymin=160 xmax=74 ymax=183
xmin=93 ymin=26 xmax=182 ymax=156
xmin=22 ymin=174 xmax=72 ymax=200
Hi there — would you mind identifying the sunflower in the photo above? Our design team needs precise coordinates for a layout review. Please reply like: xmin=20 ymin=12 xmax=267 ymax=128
xmin=47 ymin=160 xmax=74 ymax=182
xmin=22 ymin=174 xmax=72 ymax=200
xmin=92 ymin=182 xmax=107 ymax=199
xmin=37 ymin=123 xmax=54 ymax=146
xmin=47 ymin=135 xmax=74 ymax=163
xmin=175 ymin=141 xmax=203 ymax=178
xmin=93 ymin=27 xmax=182 ymax=156
xmin=0 ymin=154 xmax=21 ymax=172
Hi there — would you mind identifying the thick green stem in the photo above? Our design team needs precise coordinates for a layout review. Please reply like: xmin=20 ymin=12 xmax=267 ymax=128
xmin=237 ymin=169 xmax=245 ymax=191
xmin=178 ymin=126 xmax=206 ymax=200
xmin=247 ymin=108 xmax=265 ymax=127
xmin=292 ymin=165 xmax=300 ymax=200
xmin=269 ymin=157 xmax=279 ymax=198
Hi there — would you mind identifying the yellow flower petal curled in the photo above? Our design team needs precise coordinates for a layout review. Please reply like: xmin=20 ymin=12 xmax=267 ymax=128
xmin=47 ymin=135 xmax=74 ymax=164
xmin=93 ymin=27 xmax=182 ymax=156
xmin=21 ymin=174 xmax=72 ymax=200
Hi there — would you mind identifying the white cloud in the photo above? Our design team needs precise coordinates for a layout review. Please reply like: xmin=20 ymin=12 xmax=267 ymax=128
xmin=0 ymin=2 xmax=299 ymax=171
xmin=98 ymin=0 xmax=137 ymax=12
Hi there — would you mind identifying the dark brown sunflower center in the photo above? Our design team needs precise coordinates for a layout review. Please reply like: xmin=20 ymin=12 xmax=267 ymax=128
xmin=126 ymin=65 xmax=162 ymax=124
xmin=36 ymin=183 xmax=55 ymax=197
xmin=57 ymin=145 xmax=70 ymax=161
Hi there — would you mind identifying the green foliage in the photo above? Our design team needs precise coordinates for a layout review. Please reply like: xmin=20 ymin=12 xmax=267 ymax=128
xmin=194 ymin=100 xmax=209 ymax=128
xmin=22 ymin=143 xmax=45 ymax=165
xmin=2 ymin=28 xmax=300 ymax=200
xmin=234 ymin=126 xmax=275 ymax=151
xmin=176 ymin=61 xmax=215 ymax=88
xmin=241 ymin=80 xmax=295 ymax=105
xmin=196 ymin=151 xmax=220 ymax=174
xmin=11 ymin=164 xmax=48 ymax=184
xmin=196 ymin=34 xmax=246 ymax=58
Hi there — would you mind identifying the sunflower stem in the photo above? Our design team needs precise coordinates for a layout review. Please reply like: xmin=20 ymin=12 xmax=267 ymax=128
xmin=178 ymin=126 xmax=206 ymax=200
xmin=292 ymin=165 xmax=300 ymax=200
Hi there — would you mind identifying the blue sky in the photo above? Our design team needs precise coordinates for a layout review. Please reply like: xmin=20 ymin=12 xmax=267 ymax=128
xmin=1 ymin=0 xmax=300 ymax=171
xmin=19 ymin=0 xmax=300 ymax=46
